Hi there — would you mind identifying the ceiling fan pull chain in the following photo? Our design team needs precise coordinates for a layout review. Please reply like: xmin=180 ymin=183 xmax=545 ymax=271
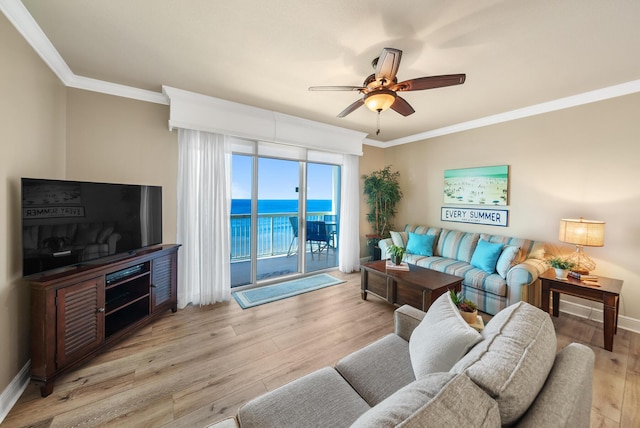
xmin=376 ymin=111 xmax=381 ymax=135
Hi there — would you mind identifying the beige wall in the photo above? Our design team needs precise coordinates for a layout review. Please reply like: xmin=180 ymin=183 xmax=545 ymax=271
xmin=382 ymin=92 xmax=640 ymax=320
xmin=1 ymin=18 xmax=178 ymax=398
xmin=358 ymin=145 xmax=385 ymax=256
xmin=66 ymin=89 xmax=178 ymax=243
xmin=0 ymin=14 xmax=67 ymax=393
xmin=3 ymin=2 xmax=640 ymax=403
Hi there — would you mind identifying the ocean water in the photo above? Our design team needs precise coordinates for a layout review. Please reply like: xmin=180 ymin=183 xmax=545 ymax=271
xmin=230 ymin=199 xmax=335 ymax=259
xmin=231 ymin=199 xmax=333 ymax=214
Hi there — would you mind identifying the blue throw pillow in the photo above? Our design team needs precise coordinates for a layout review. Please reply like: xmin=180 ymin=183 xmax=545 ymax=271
xmin=470 ymin=239 xmax=505 ymax=274
xmin=405 ymin=232 xmax=435 ymax=257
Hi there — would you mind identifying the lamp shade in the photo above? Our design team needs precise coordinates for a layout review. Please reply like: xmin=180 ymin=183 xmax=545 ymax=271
xmin=558 ymin=218 xmax=605 ymax=247
xmin=364 ymin=89 xmax=396 ymax=112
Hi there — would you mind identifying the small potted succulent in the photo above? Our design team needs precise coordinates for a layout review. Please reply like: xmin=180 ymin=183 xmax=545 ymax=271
xmin=387 ymin=245 xmax=405 ymax=265
xmin=449 ymin=289 xmax=478 ymax=324
xmin=547 ymin=256 xmax=576 ymax=280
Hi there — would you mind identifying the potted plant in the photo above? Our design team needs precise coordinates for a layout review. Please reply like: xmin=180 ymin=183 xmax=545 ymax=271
xmin=365 ymin=234 xmax=383 ymax=261
xmin=387 ymin=245 xmax=405 ymax=265
xmin=547 ymin=256 xmax=576 ymax=280
xmin=362 ymin=166 xmax=403 ymax=260
xmin=449 ymin=289 xmax=478 ymax=324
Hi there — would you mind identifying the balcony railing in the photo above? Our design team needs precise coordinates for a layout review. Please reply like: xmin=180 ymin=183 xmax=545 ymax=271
xmin=230 ymin=212 xmax=330 ymax=260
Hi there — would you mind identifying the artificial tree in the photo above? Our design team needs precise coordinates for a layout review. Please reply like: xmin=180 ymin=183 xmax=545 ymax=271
xmin=361 ymin=165 xmax=403 ymax=260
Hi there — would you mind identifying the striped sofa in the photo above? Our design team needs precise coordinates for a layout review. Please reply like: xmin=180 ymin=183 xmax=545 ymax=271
xmin=378 ymin=225 xmax=548 ymax=315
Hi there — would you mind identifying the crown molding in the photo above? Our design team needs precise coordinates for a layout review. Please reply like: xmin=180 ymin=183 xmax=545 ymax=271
xmin=3 ymin=0 xmax=639 ymax=145
xmin=68 ymin=75 xmax=168 ymax=105
xmin=382 ymin=79 xmax=640 ymax=147
xmin=1 ymin=0 xmax=74 ymax=84
xmin=362 ymin=137 xmax=387 ymax=148
xmin=0 ymin=0 xmax=168 ymax=105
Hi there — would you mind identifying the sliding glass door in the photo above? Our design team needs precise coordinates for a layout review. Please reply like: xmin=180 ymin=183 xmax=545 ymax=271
xmin=256 ymin=158 xmax=301 ymax=280
xmin=230 ymin=154 xmax=253 ymax=287
xmin=306 ymin=162 xmax=340 ymax=273
xmin=230 ymin=153 xmax=340 ymax=288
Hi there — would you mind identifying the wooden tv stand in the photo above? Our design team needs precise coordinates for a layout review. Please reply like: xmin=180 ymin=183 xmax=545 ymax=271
xmin=28 ymin=244 xmax=180 ymax=397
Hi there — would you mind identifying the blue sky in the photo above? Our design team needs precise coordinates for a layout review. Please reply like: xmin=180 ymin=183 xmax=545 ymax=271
xmin=232 ymin=155 xmax=336 ymax=200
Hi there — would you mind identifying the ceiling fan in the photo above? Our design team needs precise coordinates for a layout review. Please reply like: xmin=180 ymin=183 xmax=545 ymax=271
xmin=309 ymin=48 xmax=466 ymax=119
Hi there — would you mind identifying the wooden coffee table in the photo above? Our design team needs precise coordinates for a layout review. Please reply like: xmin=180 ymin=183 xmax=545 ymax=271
xmin=361 ymin=260 xmax=463 ymax=311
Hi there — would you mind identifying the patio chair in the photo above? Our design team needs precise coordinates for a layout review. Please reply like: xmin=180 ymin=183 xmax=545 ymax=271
xmin=306 ymin=220 xmax=331 ymax=258
xmin=323 ymin=215 xmax=338 ymax=249
xmin=287 ymin=216 xmax=298 ymax=256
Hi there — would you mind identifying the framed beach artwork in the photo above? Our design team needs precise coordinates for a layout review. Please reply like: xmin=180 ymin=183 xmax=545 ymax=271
xmin=443 ymin=165 xmax=509 ymax=206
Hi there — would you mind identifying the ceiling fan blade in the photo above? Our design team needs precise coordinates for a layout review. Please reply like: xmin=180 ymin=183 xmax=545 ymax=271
xmin=337 ymin=99 xmax=364 ymax=118
xmin=393 ymin=74 xmax=466 ymax=92
xmin=390 ymin=96 xmax=415 ymax=116
xmin=309 ymin=86 xmax=364 ymax=91
xmin=374 ymin=48 xmax=402 ymax=83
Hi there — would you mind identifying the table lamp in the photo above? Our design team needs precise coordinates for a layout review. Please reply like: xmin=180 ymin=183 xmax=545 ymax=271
xmin=558 ymin=217 xmax=605 ymax=274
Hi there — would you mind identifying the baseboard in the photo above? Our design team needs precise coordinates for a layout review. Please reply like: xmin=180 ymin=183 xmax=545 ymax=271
xmin=0 ymin=360 xmax=30 ymax=424
xmin=559 ymin=298 xmax=640 ymax=334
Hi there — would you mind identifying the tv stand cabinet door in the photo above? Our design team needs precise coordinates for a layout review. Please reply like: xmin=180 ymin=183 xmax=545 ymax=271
xmin=56 ymin=276 xmax=105 ymax=368
xmin=151 ymin=250 xmax=178 ymax=313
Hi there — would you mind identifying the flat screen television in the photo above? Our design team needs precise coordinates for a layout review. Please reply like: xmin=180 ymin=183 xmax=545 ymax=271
xmin=22 ymin=178 xmax=162 ymax=277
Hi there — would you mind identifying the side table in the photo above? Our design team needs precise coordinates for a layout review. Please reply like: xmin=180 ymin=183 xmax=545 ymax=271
xmin=540 ymin=269 xmax=623 ymax=351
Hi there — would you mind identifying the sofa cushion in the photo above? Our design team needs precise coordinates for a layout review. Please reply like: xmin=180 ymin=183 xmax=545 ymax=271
xmin=435 ymin=229 xmax=480 ymax=262
xmin=351 ymin=372 xmax=501 ymax=428
xmin=496 ymin=245 xmax=520 ymax=278
xmin=453 ymin=265 xmax=508 ymax=297
xmin=404 ymin=253 xmax=431 ymax=265
xmin=390 ymin=230 xmax=408 ymax=248
xmin=406 ymin=232 xmax=435 ymax=256
xmin=336 ymin=334 xmax=415 ymax=406
xmin=237 ymin=367 xmax=369 ymax=428
xmin=480 ymin=233 xmax=545 ymax=263
xmin=451 ymin=301 xmax=557 ymax=425
xmin=415 ymin=256 xmax=468 ymax=276
xmin=470 ymin=239 xmax=504 ymax=274
xmin=409 ymin=292 xmax=482 ymax=379
xmin=404 ymin=225 xmax=441 ymax=239
xmin=412 ymin=257 xmax=508 ymax=298
xmin=207 ymin=417 xmax=239 ymax=428
xmin=350 ymin=372 xmax=453 ymax=427
xmin=515 ymin=343 xmax=595 ymax=428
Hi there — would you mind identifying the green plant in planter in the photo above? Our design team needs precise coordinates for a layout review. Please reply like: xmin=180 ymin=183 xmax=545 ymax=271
xmin=361 ymin=165 xmax=403 ymax=240
xmin=449 ymin=289 xmax=478 ymax=324
xmin=547 ymin=256 xmax=576 ymax=270
xmin=387 ymin=245 xmax=405 ymax=265
xmin=449 ymin=289 xmax=478 ymax=313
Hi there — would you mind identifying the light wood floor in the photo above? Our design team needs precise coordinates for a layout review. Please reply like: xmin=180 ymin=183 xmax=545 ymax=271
xmin=4 ymin=271 xmax=640 ymax=427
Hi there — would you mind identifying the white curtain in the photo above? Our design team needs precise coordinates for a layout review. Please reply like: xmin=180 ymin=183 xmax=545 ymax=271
xmin=139 ymin=186 xmax=162 ymax=246
xmin=177 ymin=129 xmax=231 ymax=308
xmin=140 ymin=186 xmax=150 ymax=246
xmin=338 ymin=154 xmax=360 ymax=272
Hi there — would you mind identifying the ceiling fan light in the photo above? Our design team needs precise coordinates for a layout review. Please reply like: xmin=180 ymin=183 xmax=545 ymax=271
xmin=364 ymin=90 xmax=396 ymax=112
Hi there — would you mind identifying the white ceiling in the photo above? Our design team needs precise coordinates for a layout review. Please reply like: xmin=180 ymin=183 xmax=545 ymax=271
xmin=11 ymin=0 xmax=640 ymax=144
